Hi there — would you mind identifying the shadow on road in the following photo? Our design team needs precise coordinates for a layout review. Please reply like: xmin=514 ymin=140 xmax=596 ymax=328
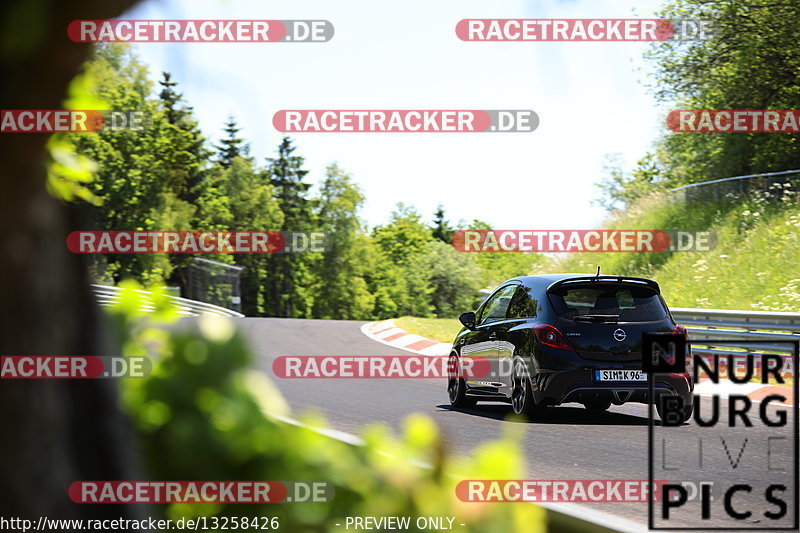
xmin=436 ymin=403 xmax=662 ymax=426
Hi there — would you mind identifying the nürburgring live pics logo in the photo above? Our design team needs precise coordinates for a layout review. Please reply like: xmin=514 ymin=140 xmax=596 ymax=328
xmin=644 ymin=333 xmax=798 ymax=530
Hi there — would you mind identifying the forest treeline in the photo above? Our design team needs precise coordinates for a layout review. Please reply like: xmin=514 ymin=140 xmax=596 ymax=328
xmin=596 ymin=0 xmax=800 ymax=210
xmin=59 ymin=44 xmax=535 ymax=318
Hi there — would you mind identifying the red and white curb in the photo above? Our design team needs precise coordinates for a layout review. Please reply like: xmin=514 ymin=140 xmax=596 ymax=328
xmin=694 ymin=379 xmax=794 ymax=405
xmin=360 ymin=320 xmax=452 ymax=356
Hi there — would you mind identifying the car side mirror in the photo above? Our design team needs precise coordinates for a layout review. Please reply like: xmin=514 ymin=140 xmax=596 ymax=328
xmin=459 ymin=311 xmax=477 ymax=330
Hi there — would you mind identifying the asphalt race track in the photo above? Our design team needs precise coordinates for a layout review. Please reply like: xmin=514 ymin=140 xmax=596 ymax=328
xmin=238 ymin=318 xmax=798 ymax=532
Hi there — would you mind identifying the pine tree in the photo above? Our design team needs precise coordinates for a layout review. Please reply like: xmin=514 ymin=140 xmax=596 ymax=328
xmin=215 ymin=116 xmax=249 ymax=168
xmin=158 ymin=72 xmax=184 ymax=125
xmin=268 ymin=137 xmax=311 ymax=226
xmin=154 ymin=71 xmax=213 ymax=292
xmin=431 ymin=204 xmax=454 ymax=243
xmin=263 ymin=138 xmax=314 ymax=317
xmin=157 ymin=71 xmax=210 ymax=204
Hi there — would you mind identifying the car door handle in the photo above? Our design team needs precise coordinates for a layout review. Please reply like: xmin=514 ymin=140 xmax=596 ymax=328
xmin=488 ymin=333 xmax=498 ymax=340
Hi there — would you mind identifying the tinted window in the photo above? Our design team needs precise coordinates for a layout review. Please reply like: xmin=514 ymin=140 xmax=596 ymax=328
xmin=478 ymin=285 xmax=517 ymax=324
xmin=507 ymin=286 xmax=538 ymax=319
xmin=548 ymin=284 xmax=667 ymax=322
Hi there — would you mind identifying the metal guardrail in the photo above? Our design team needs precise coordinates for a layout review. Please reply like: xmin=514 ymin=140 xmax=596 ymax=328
xmin=668 ymin=168 xmax=800 ymax=193
xmin=91 ymin=284 xmax=245 ymax=318
xmin=667 ymin=169 xmax=800 ymax=204
xmin=671 ymin=307 xmax=800 ymax=359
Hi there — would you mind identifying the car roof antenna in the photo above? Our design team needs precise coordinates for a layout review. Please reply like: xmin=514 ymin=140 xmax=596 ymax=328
xmin=595 ymin=266 xmax=601 ymax=279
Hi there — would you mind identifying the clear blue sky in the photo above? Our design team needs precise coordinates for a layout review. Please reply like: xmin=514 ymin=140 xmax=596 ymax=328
xmin=123 ymin=0 xmax=670 ymax=229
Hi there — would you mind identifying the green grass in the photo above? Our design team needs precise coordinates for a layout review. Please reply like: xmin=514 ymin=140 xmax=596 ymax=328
xmin=395 ymin=316 xmax=461 ymax=342
xmin=769 ymin=377 xmax=794 ymax=388
xmin=550 ymin=191 xmax=800 ymax=311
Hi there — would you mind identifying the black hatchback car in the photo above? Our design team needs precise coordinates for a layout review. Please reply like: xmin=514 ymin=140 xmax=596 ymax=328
xmin=447 ymin=274 xmax=693 ymax=422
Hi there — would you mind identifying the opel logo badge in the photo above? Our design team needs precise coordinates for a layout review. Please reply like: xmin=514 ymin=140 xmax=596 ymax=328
xmin=613 ymin=329 xmax=627 ymax=342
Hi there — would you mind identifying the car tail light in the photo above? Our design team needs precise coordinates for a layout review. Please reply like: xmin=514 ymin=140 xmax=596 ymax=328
xmin=669 ymin=325 xmax=692 ymax=379
xmin=534 ymin=323 xmax=573 ymax=351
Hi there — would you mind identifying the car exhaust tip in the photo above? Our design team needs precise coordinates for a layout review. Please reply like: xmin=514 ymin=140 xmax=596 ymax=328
xmin=612 ymin=390 xmax=631 ymax=404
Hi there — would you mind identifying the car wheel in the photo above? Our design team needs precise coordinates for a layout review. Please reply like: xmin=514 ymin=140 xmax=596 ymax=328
xmin=448 ymin=353 xmax=476 ymax=408
xmin=583 ymin=401 xmax=611 ymax=413
xmin=656 ymin=399 xmax=693 ymax=423
xmin=511 ymin=357 xmax=540 ymax=419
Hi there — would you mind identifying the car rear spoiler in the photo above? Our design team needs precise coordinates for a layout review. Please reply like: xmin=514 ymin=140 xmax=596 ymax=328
xmin=546 ymin=276 xmax=661 ymax=293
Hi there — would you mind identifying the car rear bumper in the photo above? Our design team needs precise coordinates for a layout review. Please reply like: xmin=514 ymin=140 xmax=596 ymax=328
xmin=531 ymin=368 xmax=693 ymax=407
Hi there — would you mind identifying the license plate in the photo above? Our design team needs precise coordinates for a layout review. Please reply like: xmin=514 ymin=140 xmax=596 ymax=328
xmin=594 ymin=370 xmax=647 ymax=382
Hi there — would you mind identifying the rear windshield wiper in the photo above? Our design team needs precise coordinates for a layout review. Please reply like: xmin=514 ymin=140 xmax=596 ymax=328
xmin=573 ymin=314 xmax=619 ymax=323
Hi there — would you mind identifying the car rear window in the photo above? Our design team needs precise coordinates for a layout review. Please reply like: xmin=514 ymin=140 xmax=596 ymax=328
xmin=548 ymin=284 xmax=668 ymax=322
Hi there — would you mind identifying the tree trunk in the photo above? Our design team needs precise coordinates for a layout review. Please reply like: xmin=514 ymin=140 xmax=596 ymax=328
xmin=0 ymin=0 xmax=144 ymax=522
